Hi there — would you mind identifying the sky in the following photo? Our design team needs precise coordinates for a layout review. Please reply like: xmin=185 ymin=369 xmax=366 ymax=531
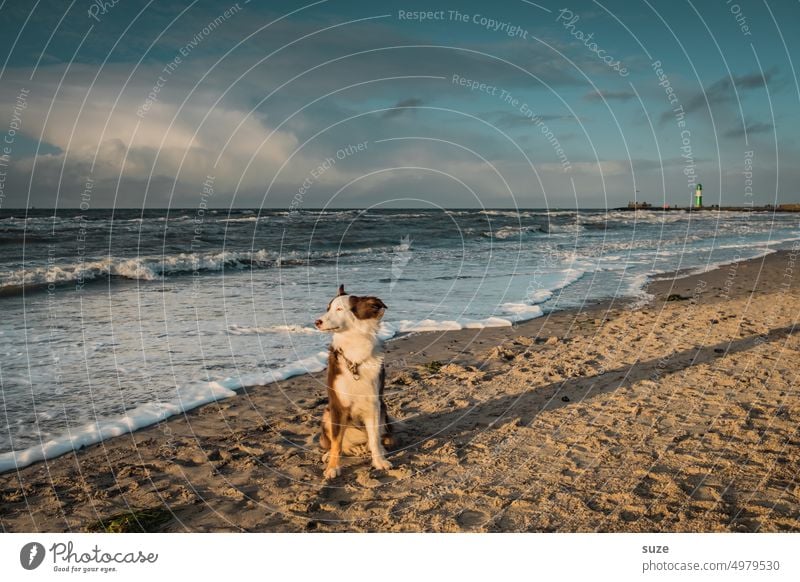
xmin=0 ymin=0 xmax=797 ymax=209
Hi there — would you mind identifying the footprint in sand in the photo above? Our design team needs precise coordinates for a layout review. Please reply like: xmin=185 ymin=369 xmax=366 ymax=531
xmin=457 ymin=509 xmax=489 ymax=529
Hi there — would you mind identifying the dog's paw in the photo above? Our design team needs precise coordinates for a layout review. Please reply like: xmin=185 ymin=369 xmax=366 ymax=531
xmin=323 ymin=465 xmax=341 ymax=480
xmin=371 ymin=457 xmax=393 ymax=471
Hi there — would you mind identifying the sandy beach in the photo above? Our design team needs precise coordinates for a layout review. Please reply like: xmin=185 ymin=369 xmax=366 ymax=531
xmin=1 ymin=248 xmax=799 ymax=533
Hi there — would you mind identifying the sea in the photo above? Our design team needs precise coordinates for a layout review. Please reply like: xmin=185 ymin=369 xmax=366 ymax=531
xmin=1 ymin=207 xmax=798 ymax=471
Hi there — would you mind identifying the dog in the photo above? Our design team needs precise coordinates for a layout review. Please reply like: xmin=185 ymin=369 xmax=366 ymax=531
xmin=314 ymin=285 xmax=397 ymax=479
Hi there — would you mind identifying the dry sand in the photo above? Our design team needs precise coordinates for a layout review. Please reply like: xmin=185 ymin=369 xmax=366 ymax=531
xmin=2 ymin=248 xmax=799 ymax=532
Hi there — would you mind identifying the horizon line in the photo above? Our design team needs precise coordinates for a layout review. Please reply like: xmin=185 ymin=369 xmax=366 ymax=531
xmin=2 ymin=204 xmax=795 ymax=212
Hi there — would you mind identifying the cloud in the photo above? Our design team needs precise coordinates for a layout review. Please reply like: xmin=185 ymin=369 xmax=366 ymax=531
xmin=538 ymin=160 xmax=629 ymax=176
xmin=382 ymin=98 xmax=424 ymax=118
xmin=0 ymin=62 xmax=317 ymax=207
xmin=723 ymin=121 xmax=774 ymax=138
xmin=583 ymin=89 xmax=635 ymax=102
xmin=481 ymin=110 xmax=577 ymax=129
xmin=0 ymin=5 xmax=594 ymax=208
xmin=659 ymin=68 xmax=778 ymax=124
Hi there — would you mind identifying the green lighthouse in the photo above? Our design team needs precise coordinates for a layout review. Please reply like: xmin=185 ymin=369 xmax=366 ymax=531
xmin=694 ymin=183 xmax=703 ymax=208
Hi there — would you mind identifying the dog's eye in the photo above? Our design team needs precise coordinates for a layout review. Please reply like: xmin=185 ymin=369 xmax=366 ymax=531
xmin=336 ymin=307 xmax=343 ymax=311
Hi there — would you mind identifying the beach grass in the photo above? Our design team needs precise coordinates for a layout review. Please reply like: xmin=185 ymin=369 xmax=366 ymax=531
xmin=85 ymin=507 xmax=173 ymax=533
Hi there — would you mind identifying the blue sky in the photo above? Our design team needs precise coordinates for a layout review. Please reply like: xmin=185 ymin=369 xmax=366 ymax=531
xmin=0 ymin=0 xmax=797 ymax=208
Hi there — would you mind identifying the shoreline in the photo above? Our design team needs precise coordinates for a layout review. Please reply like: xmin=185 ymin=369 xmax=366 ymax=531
xmin=1 ymin=242 xmax=791 ymax=474
xmin=1 ymin=247 xmax=799 ymax=532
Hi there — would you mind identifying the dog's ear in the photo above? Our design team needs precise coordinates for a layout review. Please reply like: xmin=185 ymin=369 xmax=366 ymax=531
xmin=350 ymin=296 xmax=387 ymax=320
xmin=337 ymin=284 xmax=346 ymax=296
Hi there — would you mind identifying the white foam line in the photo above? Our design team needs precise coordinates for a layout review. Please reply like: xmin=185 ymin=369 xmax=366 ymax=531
xmin=0 ymin=351 xmax=329 ymax=474
xmin=227 ymin=324 xmax=320 ymax=335
xmin=620 ymin=238 xmax=798 ymax=302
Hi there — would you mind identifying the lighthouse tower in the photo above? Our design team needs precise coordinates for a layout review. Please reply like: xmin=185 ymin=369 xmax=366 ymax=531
xmin=694 ymin=183 xmax=703 ymax=208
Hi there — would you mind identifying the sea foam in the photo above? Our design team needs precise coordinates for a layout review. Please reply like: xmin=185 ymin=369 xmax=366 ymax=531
xmin=0 ymin=351 xmax=328 ymax=473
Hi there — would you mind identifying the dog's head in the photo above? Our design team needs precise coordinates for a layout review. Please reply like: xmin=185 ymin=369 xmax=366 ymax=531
xmin=315 ymin=285 xmax=387 ymax=333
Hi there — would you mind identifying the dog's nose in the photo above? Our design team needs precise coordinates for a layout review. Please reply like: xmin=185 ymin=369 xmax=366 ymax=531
xmin=314 ymin=319 xmax=323 ymax=328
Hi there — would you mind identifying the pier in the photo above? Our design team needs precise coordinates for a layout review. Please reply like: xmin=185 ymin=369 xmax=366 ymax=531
xmin=616 ymin=203 xmax=800 ymax=212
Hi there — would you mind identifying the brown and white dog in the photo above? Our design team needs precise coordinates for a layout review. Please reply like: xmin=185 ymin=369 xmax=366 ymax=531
xmin=314 ymin=285 xmax=397 ymax=479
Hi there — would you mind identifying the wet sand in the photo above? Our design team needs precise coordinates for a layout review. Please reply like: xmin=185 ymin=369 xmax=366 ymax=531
xmin=2 ymin=247 xmax=799 ymax=532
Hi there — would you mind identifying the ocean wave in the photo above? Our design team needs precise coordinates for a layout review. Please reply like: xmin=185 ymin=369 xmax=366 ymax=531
xmin=547 ymin=223 xmax=585 ymax=234
xmin=480 ymin=221 xmax=585 ymax=239
xmin=578 ymin=210 xmax=689 ymax=225
xmin=577 ymin=209 xmax=780 ymax=226
xmin=382 ymin=315 xmax=525 ymax=334
xmin=500 ymin=302 xmax=545 ymax=317
xmin=228 ymin=324 xmax=319 ymax=335
xmin=220 ymin=216 xmax=261 ymax=223
xmin=0 ymin=244 xmax=401 ymax=295
xmin=0 ymin=250 xmax=279 ymax=295
xmin=483 ymin=225 xmax=546 ymax=239
xmin=544 ymin=210 xmax=579 ymax=216
xmin=518 ymin=267 xmax=587 ymax=305
xmin=479 ymin=210 xmax=526 ymax=218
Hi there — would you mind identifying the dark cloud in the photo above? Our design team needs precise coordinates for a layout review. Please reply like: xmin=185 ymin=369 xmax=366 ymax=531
xmin=724 ymin=121 xmax=774 ymax=139
xmin=660 ymin=69 xmax=778 ymax=124
xmin=382 ymin=98 xmax=424 ymax=118
xmin=583 ymin=90 xmax=635 ymax=102
xmin=482 ymin=110 xmax=577 ymax=129
xmin=630 ymin=157 xmax=710 ymax=171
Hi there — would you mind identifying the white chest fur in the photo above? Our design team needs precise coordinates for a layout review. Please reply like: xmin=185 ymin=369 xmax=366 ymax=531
xmin=331 ymin=332 xmax=383 ymax=416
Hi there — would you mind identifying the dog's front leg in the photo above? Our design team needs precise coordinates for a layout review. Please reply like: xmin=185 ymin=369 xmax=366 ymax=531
xmin=324 ymin=405 xmax=349 ymax=479
xmin=365 ymin=400 xmax=393 ymax=471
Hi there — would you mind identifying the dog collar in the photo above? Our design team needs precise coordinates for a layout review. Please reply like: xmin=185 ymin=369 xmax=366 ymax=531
xmin=331 ymin=347 xmax=362 ymax=380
